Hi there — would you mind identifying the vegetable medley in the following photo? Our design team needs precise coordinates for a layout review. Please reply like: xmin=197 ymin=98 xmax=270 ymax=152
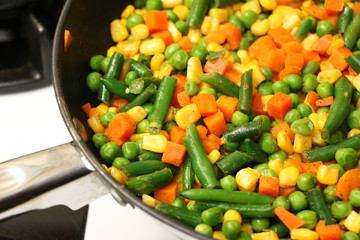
xmin=82 ymin=0 xmax=360 ymax=239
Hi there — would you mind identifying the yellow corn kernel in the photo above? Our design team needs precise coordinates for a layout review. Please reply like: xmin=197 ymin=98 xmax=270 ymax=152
xmin=282 ymin=14 xmax=301 ymax=31
xmin=302 ymin=33 xmax=319 ymax=51
xmin=159 ymin=130 xmax=170 ymax=140
xmin=140 ymin=38 xmax=166 ymax=56
xmin=223 ymin=5 xmax=234 ymax=15
xmin=198 ymin=82 xmax=213 ymax=91
xmin=252 ymin=231 xmax=279 ymax=240
xmin=311 ymin=129 xmax=326 ymax=146
xmin=244 ymin=61 xmax=266 ymax=88
xmin=158 ymin=64 xmax=174 ymax=79
xmin=117 ymin=40 xmax=141 ymax=58
xmin=344 ymin=211 xmax=360 ymax=233
xmin=289 ymin=153 xmax=302 ymax=162
xmin=207 ymin=42 xmax=225 ymax=53
xmin=251 ymin=19 xmax=270 ymax=36
xmin=348 ymin=74 xmax=360 ymax=92
xmin=235 ymin=168 xmax=259 ymax=192
xmin=102 ymin=164 xmax=109 ymax=172
xmin=241 ymin=0 xmax=262 ymax=14
xmin=318 ymin=111 xmax=328 ymax=129
xmin=107 ymin=46 xmax=121 ymax=58
xmin=130 ymin=133 xmax=148 ymax=142
xmin=268 ymin=14 xmax=283 ymax=29
xmin=309 ymin=112 xmax=328 ymax=131
xmin=302 ymin=0 xmax=313 ymax=7
xmin=142 ymin=134 xmax=168 ymax=153
xmin=213 ymin=231 xmax=227 ymax=240
xmin=232 ymin=2 xmax=243 ymax=12
xmin=237 ymin=50 xmax=252 ymax=65
xmin=348 ymin=129 xmax=360 ymax=138
xmin=110 ymin=19 xmax=129 ymax=42
xmin=188 ymin=27 xmax=202 ymax=43
xmin=88 ymin=116 xmax=104 ymax=133
xmin=96 ymin=103 xmax=109 ymax=116
xmin=201 ymin=16 xmax=212 ymax=35
xmin=121 ymin=5 xmax=135 ymax=19
xmin=109 ymin=166 xmax=128 ymax=185
xmin=279 ymin=166 xmax=300 ymax=188
xmin=134 ymin=9 xmax=144 ymax=16
xmin=319 ymin=60 xmax=333 ymax=72
xmin=293 ymin=134 xmax=312 ymax=153
xmin=261 ymin=95 xmax=274 ymax=112
xmin=127 ymin=106 xmax=147 ymax=124
xmin=131 ymin=24 xmax=149 ymax=41
xmin=260 ymin=0 xmax=277 ymax=10
xmin=119 ymin=62 xmax=130 ymax=82
xmin=168 ymin=21 xmax=182 ymax=42
xmin=175 ymin=104 xmax=201 ymax=129
xmin=223 ymin=209 xmax=242 ymax=224
xmin=187 ymin=57 xmax=203 ymax=84
xmin=173 ymin=5 xmax=189 ymax=21
xmin=232 ymin=63 xmax=247 ymax=76
xmin=165 ymin=106 xmax=176 ymax=123
xmin=209 ymin=8 xmax=228 ymax=23
xmin=317 ymin=69 xmax=342 ymax=84
xmin=108 ymin=107 xmax=118 ymax=113
xmin=162 ymin=0 xmax=183 ymax=9
xmin=142 ymin=194 xmax=159 ymax=207
xmin=208 ymin=150 xmax=221 ymax=164
xmin=327 ymin=38 xmax=345 ymax=55
xmin=290 ymin=228 xmax=319 ymax=240
xmin=317 ymin=165 xmax=339 ymax=185
xmin=150 ymin=53 xmax=165 ymax=71
xmin=210 ymin=17 xmax=221 ymax=32
xmin=277 ymin=130 xmax=294 ymax=155
xmin=269 ymin=159 xmax=284 ymax=175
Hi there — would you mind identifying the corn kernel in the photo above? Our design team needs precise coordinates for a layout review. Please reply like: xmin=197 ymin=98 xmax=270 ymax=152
xmin=210 ymin=17 xmax=221 ymax=32
xmin=237 ymin=50 xmax=252 ymax=65
xmin=209 ymin=8 xmax=228 ymax=23
xmin=201 ymin=16 xmax=212 ymax=35
xmin=150 ymin=53 xmax=165 ymax=71
xmin=134 ymin=9 xmax=144 ymax=16
xmin=117 ymin=40 xmax=141 ymax=58
xmin=96 ymin=103 xmax=109 ymax=116
xmin=109 ymin=166 xmax=128 ymax=185
xmin=142 ymin=134 xmax=168 ymax=153
xmin=347 ymin=74 xmax=355 ymax=83
xmin=121 ymin=5 xmax=135 ymax=19
xmin=235 ymin=168 xmax=259 ymax=192
xmin=223 ymin=209 xmax=242 ymax=224
xmin=327 ymin=38 xmax=345 ymax=55
xmin=288 ymin=153 xmax=302 ymax=161
xmin=251 ymin=231 xmax=279 ymax=240
xmin=162 ymin=0 xmax=183 ymax=9
xmin=175 ymin=104 xmax=201 ymax=129
xmin=317 ymin=69 xmax=342 ymax=84
xmin=173 ymin=5 xmax=189 ymax=21
xmin=208 ymin=150 xmax=221 ymax=164
xmin=232 ymin=2 xmax=243 ymax=12
xmin=293 ymin=134 xmax=312 ymax=153
xmin=108 ymin=107 xmax=118 ymax=113
xmin=348 ymin=74 xmax=360 ymax=93
xmin=107 ymin=46 xmax=121 ymax=58
xmin=317 ymin=165 xmax=339 ymax=185
xmin=159 ymin=130 xmax=170 ymax=140
xmin=213 ymin=231 xmax=227 ymax=240
xmin=241 ymin=0 xmax=262 ymax=14
xmin=140 ymin=38 xmax=166 ymax=56
xmin=260 ymin=0 xmax=277 ymax=10
xmin=130 ymin=133 xmax=149 ymax=142
xmin=119 ymin=62 xmax=130 ymax=82
xmin=290 ymin=228 xmax=319 ymax=240
xmin=168 ymin=21 xmax=182 ymax=42
xmin=188 ymin=27 xmax=202 ymax=43
xmin=187 ymin=56 xmax=203 ymax=84
xmin=344 ymin=210 xmax=360 ymax=234
xmin=131 ymin=24 xmax=149 ymax=40
xmin=207 ymin=42 xmax=226 ymax=53
xmin=88 ymin=116 xmax=104 ymax=133
xmin=311 ymin=129 xmax=326 ymax=146
xmin=110 ymin=19 xmax=129 ymax=42
xmin=269 ymin=159 xmax=284 ymax=175
xmin=142 ymin=194 xmax=159 ymax=207
xmin=279 ymin=166 xmax=300 ymax=188
xmin=302 ymin=33 xmax=319 ymax=51
xmin=302 ymin=0 xmax=313 ymax=7
xmin=277 ymin=130 xmax=294 ymax=155
xmin=244 ymin=61 xmax=266 ymax=88
xmin=223 ymin=5 xmax=234 ymax=16
xmin=127 ymin=106 xmax=147 ymax=124
xmin=165 ymin=106 xmax=176 ymax=123
xmin=251 ymin=19 xmax=270 ymax=36
xmin=158 ymin=64 xmax=174 ymax=79
xmin=198 ymin=82 xmax=213 ymax=91
xmin=282 ymin=14 xmax=301 ymax=31
xmin=348 ymin=129 xmax=360 ymax=138
xmin=268 ymin=14 xmax=283 ymax=29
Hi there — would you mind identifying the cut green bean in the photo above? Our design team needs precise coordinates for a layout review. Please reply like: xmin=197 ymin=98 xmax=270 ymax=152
xmin=100 ymin=77 xmax=136 ymax=101
xmin=337 ymin=3 xmax=354 ymax=34
xmin=126 ymin=58 xmax=153 ymax=77
xmin=128 ymin=77 xmax=160 ymax=94
xmin=238 ymin=69 xmax=253 ymax=115
xmin=119 ymin=83 xmax=157 ymax=112
xmin=186 ymin=0 xmax=210 ymax=28
xmin=120 ymin=160 xmax=179 ymax=176
xmin=216 ymin=151 xmax=253 ymax=175
xmin=343 ymin=14 xmax=360 ymax=50
xmin=244 ymin=138 xmax=268 ymax=163
xmin=306 ymin=186 xmax=336 ymax=225
xmin=294 ymin=17 xmax=313 ymax=42
xmin=183 ymin=155 xmax=195 ymax=191
xmin=199 ymin=72 xmax=240 ymax=97
xmin=222 ymin=118 xmax=262 ymax=143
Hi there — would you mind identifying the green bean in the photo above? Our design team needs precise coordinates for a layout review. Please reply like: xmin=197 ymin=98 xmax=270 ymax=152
xmin=301 ymin=60 xmax=320 ymax=77
xmin=294 ymin=17 xmax=313 ymax=42
xmin=126 ymin=58 xmax=153 ymax=77
xmin=128 ymin=77 xmax=160 ymax=94
xmin=238 ymin=69 xmax=253 ymax=115
xmin=186 ymin=0 xmax=210 ymax=28
xmin=337 ymin=3 xmax=354 ymax=34
xmin=120 ymin=160 xmax=178 ymax=176
xmin=119 ymin=83 xmax=157 ymax=112
xmin=199 ymin=72 xmax=240 ymax=97
xmin=268 ymin=223 xmax=289 ymax=238
xmin=306 ymin=186 xmax=336 ymax=225
xmin=344 ymin=14 xmax=360 ymax=50
xmin=210 ymin=0 xmax=241 ymax=8
xmin=183 ymin=155 xmax=195 ymax=191
xmin=222 ymin=118 xmax=262 ymax=143
xmin=137 ymin=151 xmax=162 ymax=161
xmin=244 ymin=138 xmax=268 ymax=163
xmin=345 ymin=54 xmax=360 ymax=74
xmin=100 ymin=77 xmax=136 ymax=101
xmin=216 ymin=151 xmax=254 ymax=175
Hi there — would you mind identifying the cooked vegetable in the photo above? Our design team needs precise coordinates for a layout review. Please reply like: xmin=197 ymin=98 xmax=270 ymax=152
xmin=306 ymin=186 xmax=335 ymax=225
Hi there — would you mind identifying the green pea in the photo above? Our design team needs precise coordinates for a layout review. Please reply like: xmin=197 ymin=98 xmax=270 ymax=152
xmin=136 ymin=119 xmax=149 ymax=133
xmin=223 ymin=220 xmax=242 ymax=239
xmin=126 ymin=14 xmax=144 ymax=29
xmin=253 ymin=115 xmax=272 ymax=132
xmin=175 ymin=20 xmax=189 ymax=35
xmin=146 ymin=0 xmax=162 ymax=10
xmin=296 ymin=103 xmax=312 ymax=118
xmin=223 ymin=141 xmax=239 ymax=152
xmin=171 ymin=197 xmax=186 ymax=208
xmin=331 ymin=201 xmax=352 ymax=220
xmin=241 ymin=10 xmax=257 ymax=29
xmin=89 ymin=54 xmax=105 ymax=71
xmin=100 ymin=142 xmax=121 ymax=162
xmin=342 ymin=232 xmax=360 ymax=240
xmin=100 ymin=112 xmax=116 ymax=127
xmin=164 ymin=120 xmax=177 ymax=133
xmin=190 ymin=44 xmax=208 ymax=62
xmin=170 ymin=49 xmax=189 ymax=70
xmin=186 ymin=200 xmax=196 ymax=210
xmin=283 ymin=74 xmax=303 ymax=92
xmin=122 ymin=142 xmax=139 ymax=160
xmin=316 ymin=82 xmax=334 ymax=98
xmin=237 ymin=231 xmax=252 ymax=240
xmin=289 ymin=191 xmax=308 ymax=212
xmin=273 ymin=196 xmax=291 ymax=210
xmin=296 ymin=173 xmax=317 ymax=191
xmin=201 ymin=207 xmax=223 ymax=226
xmin=229 ymin=15 xmax=245 ymax=33
xmin=257 ymin=81 xmax=273 ymax=95
xmin=253 ymin=162 xmax=269 ymax=172
xmin=239 ymin=37 xmax=251 ymax=50
xmin=335 ymin=148 xmax=358 ymax=168
xmin=272 ymin=80 xmax=290 ymax=94
xmin=200 ymin=87 xmax=217 ymax=98
xmin=142 ymin=103 xmax=154 ymax=115
xmin=92 ymin=133 xmax=109 ymax=149
xmin=260 ymin=67 xmax=273 ymax=82
xmin=86 ymin=72 xmax=102 ymax=92
xmin=289 ymin=93 xmax=300 ymax=107
xmin=112 ymin=157 xmax=131 ymax=169
xmin=165 ymin=10 xmax=179 ymax=23
xmin=347 ymin=110 xmax=360 ymax=129
xmin=125 ymin=71 xmax=138 ymax=85
xmin=101 ymin=57 xmax=110 ymax=73
xmin=302 ymin=73 xmax=318 ymax=93
xmin=316 ymin=20 xmax=335 ymax=37
xmin=259 ymin=133 xmax=278 ymax=154
xmin=327 ymin=164 xmax=345 ymax=178
xmin=194 ymin=223 xmax=213 ymax=237
xmin=260 ymin=168 xmax=278 ymax=177
xmin=165 ymin=43 xmax=182 ymax=59
xmin=296 ymin=210 xmax=317 ymax=229
xmin=291 ymin=118 xmax=314 ymax=136
xmin=251 ymin=218 xmax=270 ymax=232
xmin=323 ymin=185 xmax=341 ymax=204
xmin=268 ymin=150 xmax=288 ymax=161
xmin=184 ymin=80 xmax=199 ymax=96
xmin=232 ymin=111 xmax=249 ymax=127
xmin=317 ymin=107 xmax=329 ymax=113
xmin=284 ymin=109 xmax=301 ymax=125
xmin=220 ymin=175 xmax=237 ymax=191
xmin=350 ymin=188 xmax=360 ymax=207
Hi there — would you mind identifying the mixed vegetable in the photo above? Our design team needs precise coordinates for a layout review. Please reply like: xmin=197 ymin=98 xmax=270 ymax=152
xmin=81 ymin=0 xmax=360 ymax=239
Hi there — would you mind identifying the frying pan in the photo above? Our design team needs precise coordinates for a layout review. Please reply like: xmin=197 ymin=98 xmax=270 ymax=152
xmin=0 ymin=0 xmax=212 ymax=239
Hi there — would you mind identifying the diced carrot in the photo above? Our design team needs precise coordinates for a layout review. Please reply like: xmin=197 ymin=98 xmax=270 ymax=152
xmin=203 ymin=110 xmax=228 ymax=137
xmin=324 ymin=0 xmax=344 ymax=15
xmin=325 ymin=15 xmax=338 ymax=30
xmin=259 ymin=176 xmax=280 ymax=198
xmin=274 ymin=206 xmax=305 ymax=230
xmin=349 ymin=66 xmax=358 ymax=76
xmin=354 ymin=2 xmax=360 ymax=16
xmin=302 ymin=50 xmax=321 ymax=64
xmin=192 ymin=92 xmax=218 ymax=117
xmin=170 ymin=126 xmax=186 ymax=145
xmin=251 ymin=93 xmax=268 ymax=116
xmin=278 ymin=66 xmax=302 ymax=80
xmin=162 ymin=141 xmax=187 ymax=167
xmin=285 ymin=52 xmax=305 ymax=71
xmin=172 ymin=74 xmax=187 ymax=89
xmin=268 ymin=26 xmax=295 ymax=48
xmin=306 ymin=90 xmax=319 ymax=112
xmin=104 ymin=112 xmax=137 ymax=147
xmin=315 ymin=96 xmax=334 ymax=107
xmin=110 ymin=96 xmax=130 ymax=110
xmin=258 ymin=50 xmax=286 ymax=73
xmin=203 ymin=58 xmax=232 ymax=75
xmin=279 ymin=186 xmax=297 ymax=197
xmin=82 ymin=103 xmax=92 ymax=116
xmin=324 ymin=160 xmax=337 ymax=166
xmin=197 ymin=125 xmax=208 ymax=140
xmin=216 ymin=95 xmax=239 ymax=122
xmin=276 ymin=0 xmax=302 ymax=7
xmin=315 ymin=220 xmax=342 ymax=240
xmin=177 ymin=91 xmax=191 ymax=108
xmin=302 ymin=5 xmax=329 ymax=20
xmin=63 ymin=29 xmax=72 ymax=52
xmin=224 ymin=67 xmax=243 ymax=85
xmin=171 ymin=74 xmax=187 ymax=108
xmin=336 ymin=168 xmax=360 ymax=201
xmin=281 ymin=41 xmax=303 ymax=55
xmin=89 ymin=108 xmax=100 ymax=118
xmin=328 ymin=47 xmax=354 ymax=71
xmin=202 ymin=134 xmax=221 ymax=154
xmin=151 ymin=30 xmax=174 ymax=47
xmin=302 ymin=161 xmax=323 ymax=175
xmin=223 ymin=23 xmax=242 ymax=50
xmin=267 ymin=92 xmax=293 ymax=119
xmin=154 ymin=182 xmax=178 ymax=204
xmin=144 ymin=10 xmax=168 ymax=32
xmin=270 ymin=121 xmax=295 ymax=142
xmin=312 ymin=34 xmax=333 ymax=55
xmin=204 ymin=30 xmax=226 ymax=45
xmin=248 ymin=36 xmax=278 ymax=60
xmin=177 ymin=36 xmax=194 ymax=53
xmin=284 ymin=159 xmax=304 ymax=173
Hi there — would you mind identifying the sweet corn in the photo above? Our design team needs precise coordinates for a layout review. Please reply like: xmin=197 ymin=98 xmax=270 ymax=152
xmin=208 ymin=150 xmax=221 ymax=164
xmin=319 ymin=60 xmax=334 ymax=71
xmin=232 ymin=2 xmax=243 ymax=12
xmin=212 ymin=231 xmax=227 ymax=240
xmin=302 ymin=0 xmax=313 ymax=7
xmin=207 ymin=42 xmax=226 ymax=54
xmin=279 ymin=166 xmax=300 ymax=188
xmin=223 ymin=5 xmax=234 ymax=16
xmin=327 ymin=38 xmax=345 ymax=55
xmin=150 ymin=53 xmax=165 ymax=71
xmin=209 ymin=8 xmax=228 ymax=23
xmin=162 ymin=0 xmax=183 ymax=9
xmin=131 ymin=24 xmax=149 ymax=40
xmin=348 ymin=74 xmax=360 ymax=92
xmin=223 ymin=209 xmax=242 ymax=224
xmin=241 ymin=0 xmax=262 ymax=14
xmin=244 ymin=61 xmax=266 ymax=88
xmin=288 ymin=153 xmax=302 ymax=162
xmin=127 ymin=106 xmax=147 ymax=124
xmin=159 ymin=130 xmax=170 ymax=140
xmin=311 ymin=129 xmax=326 ymax=146
xmin=140 ymin=38 xmax=166 ymax=55
xmin=108 ymin=107 xmax=118 ymax=113
xmin=107 ymin=46 xmax=121 ymax=58
xmin=344 ymin=210 xmax=360 ymax=234
xmin=268 ymin=14 xmax=283 ymax=29
xmin=302 ymin=33 xmax=319 ymax=51
xmin=117 ymin=40 xmax=141 ymax=58
xmin=251 ymin=231 xmax=279 ymax=240
xmin=251 ymin=19 xmax=270 ymax=36
xmin=237 ymin=50 xmax=252 ymax=65
xmin=269 ymin=159 xmax=284 ymax=175
xmin=173 ymin=5 xmax=189 ymax=21
xmin=261 ymin=94 xmax=274 ymax=112
xmin=235 ymin=168 xmax=259 ymax=192
xmin=96 ymin=103 xmax=109 ymax=116
xmin=142 ymin=194 xmax=159 ymax=208
xmin=121 ymin=5 xmax=135 ymax=19
xmin=88 ymin=116 xmax=104 ymax=133
xmin=142 ymin=134 xmax=168 ymax=153
xmin=119 ymin=62 xmax=130 ymax=82
xmin=309 ymin=112 xmax=327 ymax=130
xmin=110 ymin=19 xmax=129 ymax=42
xmin=317 ymin=165 xmax=339 ymax=185
xmin=168 ymin=21 xmax=182 ymax=42
xmin=165 ymin=106 xmax=176 ymax=123
xmin=187 ymin=57 xmax=203 ymax=84
xmin=158 ymin=64 xmax=174 ymax=79
xmin=175 ymin=104 xmax=201 ymax=129
xmin=277 ymin=130 xmax=294 ymax=155
xmin=198 ymin=82 xmax=213 ymax=91
xmin=201 ymin=16 xmax=213 ymax=35
xmin=130 ymin=133 xmax=149 ymax=142
xmin=134 ymin=9 xmax=145 ymax=16
xmin=282 ymin=14 xmax=301 ymax=31
xmin=210 ymin=17 xmax=221 ymax=32
xmin=109 ymin=166 xmax=128 ymax=185
xmin=260 ymin=0 xmax=277 ymax=10
xmin=348 ymin=129 xmax=360 ymax=138
xmin=317 ymin=69 xmax=342 ymax=84
xmin=290 ymin=228 xmax=319 ymax=240
xmin=188 ymin=27 xmax=202 ymax=43
xmin=293 ymin=134 xmax=312 ymax=153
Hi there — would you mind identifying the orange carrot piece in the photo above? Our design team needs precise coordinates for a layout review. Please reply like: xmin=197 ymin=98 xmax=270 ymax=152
xmin=169 ymin=126 xmax=186 ymax=145
xmin=281 ymin=41 xmax=303 ymax=55
xmin=306 ymin=90 xmax=319 ymax=112
xmin=177 ymin=36 xmax=194 ymax=53
xmin=328 ymin=47 xmax=354 ymax=71
xmin=274 ymin=206 xmax=305 ymax=230
xmin=177 ymin=91 xmax=191 ymax=108
xmin=203 ymin=58 xmax=232 ymax=75
xmin=324 ymin=0 xmax=344 ymax=15
xmin=192 ymin=92 xmax=218 ymax=117
xmin=154 ymin=182 xmax=178 ymax=204
xmin=267 ymin=92 xmax=293 ymax=119
xmin=251 ymin=93 xmax=269 ymax=116
xmin=216 ymin=95 xmax=239 ymax=122
xmin=285 ymin=52 xmax=305 ymax=71
xmin=278 ymin=66 xmax=302 ymax=80
xmin=268 ymin=26 xmax=295 ymax=48
xmin=63 ymin=29 xmax=72 ymax=52
xmin=312 ymin=34 xmax=333 ymax=55
xmin=82 ymin=103 xmax=92 ymax=116
xmin=110 ymin=96 xmax=130 ymax=110
xmin=302 ymin=50 xmax=321 ymax=64
xmin=202 ymin=134 xmax=221 ymax=154
xmin=315 ymin=220 xmax=342 ymax=240
xmin=172 ymin=74 xmax=187 ymax=88
xmin=197 ymin=125 xmax=209 ymax=140
xmin=144 ymin=10 xmax=168 ymax=32
xmin=349 ymin=66 xmax=358 ymax=76
xmin=302 ymin=161 xmax=323 ymax=175
xmin=248 ymin=36 xmax=278 ymax=60
xmin=325 ymin=15 xmax=338 ymax=30
xmin=258 ymin=50 xmax=286 ymax=73
xmin=204 ymin=30 xmax=226 ymax=45
xmin=284 ymin=159 xmax=304 ymax=173
xmin=270 ymin=121 xmax=295 ymax=142
xmin=354 ymin=2 xmax=360 ymax=16
xmin=336 ymin=168 xmax=360 ymax=201
xmin=162 ymin=141 xmax=187 ymax=167
xmin=279 ymin=186 xmax=297 ymax=197
xmin=302 ymin=5 xmax=329 ymax=20
xmin=315 ymin=96 xmax=334 ymax=107
xmin=151 ymin=30 xmax=174 ymax=47
xmin=224 ymin=68 xmax=243 ymax=85
xmin=170 ymin=74 xmax=187 ymax=108
xmin=203 ymin=110 xmax=228 ymax=137
xmin=89 ymin=108 xmax=100 ymax=118
xmin=259 ymin=176 xmax=280 ymax=198
xmin=104 ymin=112 xmax=137 ymax=147
xmin=223 ymin=23 xmax=242 ymax=50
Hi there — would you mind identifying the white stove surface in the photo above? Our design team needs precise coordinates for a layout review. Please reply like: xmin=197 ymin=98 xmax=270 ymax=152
xmin=0 ymin=84 xmax=179 ymax=240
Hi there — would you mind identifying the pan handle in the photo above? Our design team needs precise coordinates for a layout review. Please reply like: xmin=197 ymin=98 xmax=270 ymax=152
xmin=0 ymin=142 xmax=110 ymax=221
